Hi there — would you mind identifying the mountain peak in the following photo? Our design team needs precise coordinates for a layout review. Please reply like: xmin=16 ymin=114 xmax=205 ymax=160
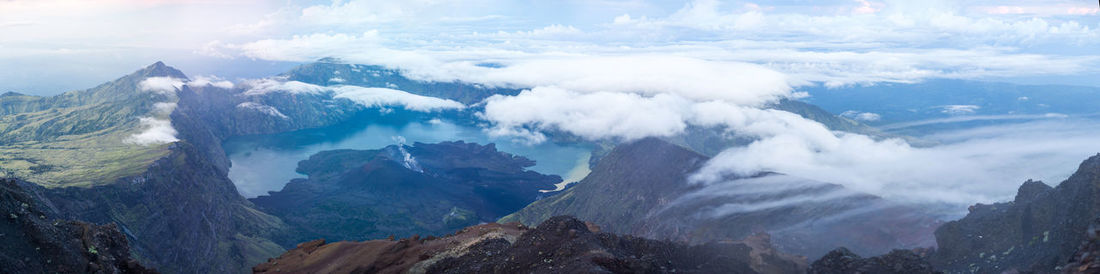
xmin=1014 ymin=179 xmax=1052 ymax=202
xmin=316 ymin=57 xmax=344 ymax=64
xmin=1 ymin=91 xmax=26 ymax=97
xmin=1080 ymin=153 xmax=1100 ymax=172
xmin=137 ymin=61 xmax=188 ymax=80
xmin=1063 ymin=153 xmax=1100 ymax=189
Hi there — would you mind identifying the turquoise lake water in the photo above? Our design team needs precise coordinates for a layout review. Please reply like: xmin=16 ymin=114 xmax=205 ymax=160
xmin=223 ymin=119 xmax=592 ymax=198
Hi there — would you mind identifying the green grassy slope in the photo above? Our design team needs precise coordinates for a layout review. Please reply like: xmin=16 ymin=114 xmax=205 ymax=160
xmin=0 ymin=62 xmax=182 ymax=187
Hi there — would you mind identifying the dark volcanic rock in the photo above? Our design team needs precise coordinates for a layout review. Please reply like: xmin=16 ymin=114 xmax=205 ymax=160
xmin=253 ymin=222 xmax=527 ymax=274
xmin=250 ymin=141 xmax=561 ymax=245
xmin=427 ymin=216 xmax=805 ymax=274
xmin=0 ymin=178 xmax=155 ymax=273
xmin=810 ymin=247 xmax=939 ymax=274
xmin=502 ymin=137 xmax=940 ymax=258
xmin=931 ymin=154 xmax=1100 ymax=273
xmin=255 ymin=216 xmax=805 ymax=274
xmin=1062 ymin=218 xmax=1100 ymax=273
xmin=41 ymin=142 xmax=289 ymax=274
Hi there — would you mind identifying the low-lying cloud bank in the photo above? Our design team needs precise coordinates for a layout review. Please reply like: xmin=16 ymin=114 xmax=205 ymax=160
xmin=183 ymin=0 xmax=1100 ymax=215
xmin=139 ymin=77 xmax=185 ymax=95
xmin=331 ymin=86 xmax=465 ymax=112
xmin=179 ymin=52 xmax=1097 ymax=216
xmin=241 ymin=78 xmax=465 ymax=112
xmin=695 ymin=119 xmax=1100 ymax=209
xmin=460 ymin=55 xmax=1099 ymax=212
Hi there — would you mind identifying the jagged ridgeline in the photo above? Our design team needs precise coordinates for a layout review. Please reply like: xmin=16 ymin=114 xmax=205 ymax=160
xmin=0 ymin=62 xmax=184 ymax=187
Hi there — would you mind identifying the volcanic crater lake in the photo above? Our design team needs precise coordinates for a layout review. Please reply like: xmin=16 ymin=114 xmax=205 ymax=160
xmin=223 ymin=118 xmax=593 ymax=198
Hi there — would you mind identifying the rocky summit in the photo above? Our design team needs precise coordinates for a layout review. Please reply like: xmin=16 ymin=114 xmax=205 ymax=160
xmin=809 ymin=247 xmax=939 ymax=274
xmin=930 ymin=154 xmax=1100 ymax=273
xmin=255 ymin=215 xmax=806 ymax=274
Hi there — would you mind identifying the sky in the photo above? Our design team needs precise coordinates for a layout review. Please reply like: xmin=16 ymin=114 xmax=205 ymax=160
xmin=1 ymin=0 xmax=1098 ymax=94
xmin=4 ymin=0 xmax=1100 ymax=213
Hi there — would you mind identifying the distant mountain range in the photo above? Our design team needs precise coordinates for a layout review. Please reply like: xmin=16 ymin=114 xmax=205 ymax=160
xmin=3 ymin=60 xmax=1097 ymax=274
xmin=804 ymin=79 xmax=1100 ymax=134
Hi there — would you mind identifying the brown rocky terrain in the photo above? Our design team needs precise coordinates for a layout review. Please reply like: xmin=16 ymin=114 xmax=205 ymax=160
xmin=255 ymin=216 xmax=805 ymax=274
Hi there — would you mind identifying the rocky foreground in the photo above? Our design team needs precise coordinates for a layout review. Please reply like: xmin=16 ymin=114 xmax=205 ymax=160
xmin=0 ymin=178 xmax=155 ymax=273
xmin=254 ymin=216 xmax=806 ymax=274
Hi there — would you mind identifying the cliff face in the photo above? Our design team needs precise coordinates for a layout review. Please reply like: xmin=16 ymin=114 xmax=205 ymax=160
xmin=1062 ymin=218 xmax=1100 ymax=273
xmin=250 ymin=141 xmax=562 ymax=246
xmin=255 ymin=215 xmax=806 ymax=274
xmin=0 ymin=178 xmax=154 ymax=273
xmin=0 ymin=61 xmax=386 ymax=273
xmin=39 ymin=142 xmax=288 ymax=274
xmin=502 ymin=137 xmax=939 ymax=258
xmin=930 ymin=154 xmax=1100 ymax=273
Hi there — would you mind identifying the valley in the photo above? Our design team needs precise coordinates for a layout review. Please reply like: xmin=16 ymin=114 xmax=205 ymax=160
xmin=2 ymin=60 xmax=1098 ymax=274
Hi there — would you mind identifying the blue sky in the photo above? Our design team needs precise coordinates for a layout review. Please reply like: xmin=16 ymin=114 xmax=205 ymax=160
xmin=1 ymin=0 xmax=1098 ymax=95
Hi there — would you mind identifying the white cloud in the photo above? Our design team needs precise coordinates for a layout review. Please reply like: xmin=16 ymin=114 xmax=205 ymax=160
xmin=236 ymin=102 xmax=289 ymax=119
xmin=691 ymin=118 xmax=1100 ymax=211
xmin=187 ymin=75 xmax=234 ymax=89
xmin=330 ymin=85 xmax=465 ymax=112
xmin=151 ymin=102 xmax=176 ymax=116
xmin=462 ymin=56 xmax=792 ymax=105
xmin=879 ymin=113 xmax=1067 ymax=130
xmin=127 ymin=101 xmax=179 ymax=146
xmin=215 ymin=32 xmax=1099 ymax=90
xmin=241 ymin=78 xmax=327 ymax=96
xmin=298 ymin=0 xmax=442 ymax=26
xmin=482 ymin=87 xmax=691 ymax=142
xmin=138 ymin=77 xmax=184 ymax=95
xmin=126 ymin=117 xmax=179 ymax=145
xmin=240 ymin=78 xmax=462 ymax=112
xmin=6 ymin=0 xmax=1100 ymax=94
xmin=939 ymin=104 xmax=980 ymax=115
xmin=841 ymin=110 xmax=881 ymax=122
xmin=475 ymin=67 xmax=1099 ymax=211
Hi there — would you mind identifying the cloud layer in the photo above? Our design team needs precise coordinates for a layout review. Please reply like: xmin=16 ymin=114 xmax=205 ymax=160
xmin=138 ymin=77 xmax=185 ymax=95
xmin=126 ymin=101 xmax=179 ymax=145
xmin=241 ymin=78 xmax=465 ymax=112
xmin=4 ymin=0 xmax=1100 ymax=94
